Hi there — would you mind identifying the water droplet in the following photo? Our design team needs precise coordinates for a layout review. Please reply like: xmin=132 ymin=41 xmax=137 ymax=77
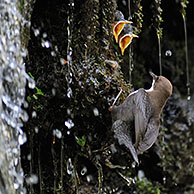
xmin=122 ymin=0 xmax=127 ymax=6
xmin=42 ymin=32 xmax=47 ymax=38
xmin=32 ymin=111 xmax=37 ymax=118
xmin=51 ymin=51 xmax=56 ymax=56
xmin=157 ymin=7 xmax=162 ymax=12
xmin=26 ymin=174 xmax=38 ymax=185
xmin=67 ymin=51 xmax=72 ymax=59
xmin=44 ymin=41 xmax=50 ymax=48
xmin=2 ymin=94 xmax=10 ymax=105
xmin=86 ymin=175 xmax=93 ymax=183
xmin=14 ymin=158 xmax=19 ymax=166
xmin=23 ymin=101 xmax=28 ymax=108
xmin=165 ymin=50 xmax=172 ymax=56
xmin=21 ymin=49 xmax=28 ymax=57
xmin=67 ymin=158 xmax=73 ymax=175
xmin=16 ymin=171 xmax=24 ymax=185
xmin=41 ymin=39 xmax=50 ymax=48
xmin=52 ymin=88 xmax=56 ymax=96
xmin=67 ymin=131 xmax=70 ymax=135
xmin=67 ymin=87 xmax=72 ymax=98
xmin=54 ymin=45 xmax=58 ymax=52
xmin=28 ymin=78 xmax=36 ymax=89
xmin=81 ymin=166 xmax=87 ymax=175
xmin=67 ymin=109 xmax=71 ymax=115
xmin=18 ymin=133 xmax=27 ymax=145
xmin=10 ymin=62 xmax=16 ymax=69
xmin=60 ymin=58 xmax=66 ymax=65
xmin=14 ymin=29 xmax=19 ymax=35
xmin=9 ymin=45 xmax=16 ymax=52
xmin=93 ymin=107 xmax=99 ymax=116
xmin=21 ymin=110 xmax=29 ymax=122
xmin=187 ymin=96 xmax=191 ymax=101
xmin=87 ymin=35 xmax=92 ymax=40
xmin=34 ymin=29 xmax=40 ymax=36
xmin=20 ymin=188 xmax=27 ymax=194
xmin=34 ymin=127 xmax=39 ymax=133
xmin=65 ymin=119 xmax=74 ymax=129
xmin=14 ymin=182 xmax=20 ymax=189
xmin=53 ymin=129 xmax=62 ymax=139
xmin=132 ymin=162 xmax=136 ymax=168
xmin=163 ymin=176 xmax=166 ymax=184
xmin=27 ymin=154 xmax=31 ymax=160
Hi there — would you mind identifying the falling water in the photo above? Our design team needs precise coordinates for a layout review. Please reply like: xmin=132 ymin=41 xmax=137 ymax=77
xmin=128 ymin=46 xmax=133 ymax=84
xmin=59 ymin=0 xmax=75 ymax=191
xmin=158 ymin=36 xmax=162 ymax=75
xmin=0 ymin=1 xmax=30 ymax=193
xmin=66 ymin=0 xmax=74 ymax=98
xmin=183 ymin=16 xmax=190 ymax=101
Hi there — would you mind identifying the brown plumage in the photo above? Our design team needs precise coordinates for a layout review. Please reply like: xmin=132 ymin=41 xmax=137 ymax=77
xmin=110 ymin=72 xmax=173 ymax=164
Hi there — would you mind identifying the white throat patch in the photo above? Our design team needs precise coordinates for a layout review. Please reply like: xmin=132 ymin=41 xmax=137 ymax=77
xmin=145 ymin=79 xmax=155 ymax=92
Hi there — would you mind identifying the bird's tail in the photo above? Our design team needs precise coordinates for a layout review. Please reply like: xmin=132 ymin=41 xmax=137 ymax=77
xmin=112 ymin=120 xmax=139 ymax=165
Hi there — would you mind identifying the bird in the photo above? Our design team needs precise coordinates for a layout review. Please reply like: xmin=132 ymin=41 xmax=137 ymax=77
xmin=113 ymin=10 xmax=133 ymax=43
xmin=119 ymin=33 xmax=138 ymax=55
xmin=113 ymin=21 xmax=132 ymax=43
xmin=113 ymin=10 xmax=138 ymax=55
xmin=109 ymin=72 xmax=173 ymax=164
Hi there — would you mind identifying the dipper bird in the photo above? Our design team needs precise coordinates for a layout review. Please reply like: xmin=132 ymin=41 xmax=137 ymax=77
xmin=113 ymin=10 xmax=138 ymax=55
xmin=110 ymin=72 xmax=173 ymax=164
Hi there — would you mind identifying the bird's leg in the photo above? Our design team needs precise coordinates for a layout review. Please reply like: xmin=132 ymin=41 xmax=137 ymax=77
xmin=109 ymin=88 xmax=123 ymax=111
xmin=113 ymin=88 xmax=123 ymax=106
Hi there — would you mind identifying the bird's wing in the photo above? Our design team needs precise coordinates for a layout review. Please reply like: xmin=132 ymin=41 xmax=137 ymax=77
xmin=112 ymin=120 xmax=139 ymax=164
xmin=136 ymin=117 xmax=160 ymax=154
xmin=133 ymin=89 xmax=153 ymax=151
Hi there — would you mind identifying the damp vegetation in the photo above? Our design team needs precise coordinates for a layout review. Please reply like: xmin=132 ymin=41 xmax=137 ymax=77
xmin=0 ymin=0 xmax=194 ymax=194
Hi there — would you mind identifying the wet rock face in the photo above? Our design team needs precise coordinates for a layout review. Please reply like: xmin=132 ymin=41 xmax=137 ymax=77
xmin=157 ymin=93 xmax=194 ymax=191
xmin=72 ymin=0 xmax=117 ymax=62
xmin=23 ymin=0 xmax=121 ymax=193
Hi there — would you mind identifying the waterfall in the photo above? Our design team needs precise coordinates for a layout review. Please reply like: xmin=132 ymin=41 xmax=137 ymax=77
xmin=0 ymin=0 xmax=30 ymax=193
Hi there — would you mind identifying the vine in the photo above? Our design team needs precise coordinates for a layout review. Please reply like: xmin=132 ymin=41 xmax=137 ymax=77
xmin=151 ymin=0 xmax=163 ymax=75
xmin=179 ymin=0 xmax=190 ymax=100
xmin=132 ymin=0 xmax=144 ymax=35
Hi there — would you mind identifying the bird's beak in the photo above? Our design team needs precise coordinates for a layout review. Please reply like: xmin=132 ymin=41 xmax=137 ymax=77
xmin=119 ymin=34 xmax=138 ymax=55
xmin=113 ymin=21 xmax=132 ymax=43
xmin=149 ymin=71 xmax=158 ymax=80
xmin=132 ymin=34 xmax=138 ymax=38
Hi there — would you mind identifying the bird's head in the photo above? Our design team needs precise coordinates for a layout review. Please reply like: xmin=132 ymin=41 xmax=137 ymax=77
xmin=113 ymin=21 xmax=133 ymax=43
xmin=119 ymin=34 xmax=138 ymax=55
xmin=114 ymin=10 xmax=125 ymax=21
xmin=149 ymin=72 xmax=173 ymax=98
